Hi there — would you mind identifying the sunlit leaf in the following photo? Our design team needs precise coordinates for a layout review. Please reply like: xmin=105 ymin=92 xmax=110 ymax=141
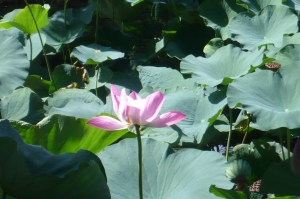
xmin=0 ymin=4 xmax=50 ymax=34
xmin=229 ymin=5 xmax=298 ymax=51
xmin=181 ymin=44 xmax=263 ymax=87
xmin=71 ymin=44 xmax=124 ymax=64
xmin=10 ymin=114 xmax=128 ymax=154
xmin=98 ymin=138 xmax=233 ymax=199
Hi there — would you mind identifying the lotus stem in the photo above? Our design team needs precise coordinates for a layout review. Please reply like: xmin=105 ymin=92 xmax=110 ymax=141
xmin=23 ymin=0 xmax=57 ymax=90
xmin=279 ymin=134 xmax=285 ymax=161
xmin=95 ymin=0 xmax=99 ymax=43
xmin=64 ymin=0 xmax=68 ymax=27
xmin=225 ymin=108 xmax=233 ymax=161
xmin=135 ymin=124 xmax=143 ymax=199
xmin=95 ymin=64 xmax=100 ymax=97
xmin=241 ymin=114 xmax=251 ymax=144
xmin=28 ymin=34 xmax=33 ymax=60
xmin=287 ymin=128 xmax=291 ymax=159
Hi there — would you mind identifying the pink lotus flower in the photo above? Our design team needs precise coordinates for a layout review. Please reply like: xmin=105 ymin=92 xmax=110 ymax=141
xmin=87 ymin=85 xmax=186 ymax=132
xmin=291 ymin=138 xmax=300 ymax=176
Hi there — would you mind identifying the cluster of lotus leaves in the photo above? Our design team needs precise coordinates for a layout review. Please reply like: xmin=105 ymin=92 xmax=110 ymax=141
xmin=2 ymin=0 xmax=300 ymax=198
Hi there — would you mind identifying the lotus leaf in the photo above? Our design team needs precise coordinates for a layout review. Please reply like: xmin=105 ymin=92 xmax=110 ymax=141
xmin=0 ymin=88 xmax=44 ymax=124
xmin=0 ymin=4 xmax=49 ymax=34
xmin=227 ymin=64 xmax=300 ymax=130
xmin=71 ymin=44 xmax=124 ymax=64
xmin=44 ymin=89 xmax=104 ymax=119
xmin=98 ymin=138 xmax=233 ymax=199
xmin=181 ymin=44 xmax=263 ymax=87
xmin=0 ymin=32 xmax=29 ymax=98
xmin=0 ymin=120 xmax=110 ymax=199
xmin=229 ymin=5 xmax=298 ymax=51
xmin=10 ymin=114 xmax=128 ymax=154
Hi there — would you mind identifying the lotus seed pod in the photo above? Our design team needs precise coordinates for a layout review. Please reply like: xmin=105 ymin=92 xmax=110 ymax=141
xmin=291 ymin=138 xmax=300 ymax=176
xmin=225 ymin=159 xmax=251 ymax=182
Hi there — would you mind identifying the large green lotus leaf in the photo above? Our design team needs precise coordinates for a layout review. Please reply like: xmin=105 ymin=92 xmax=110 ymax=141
xmin=199 ymin=0 xmax=246 ymax=40
xmin=137 ymin=66 xmax=185 ymax=89
xmin=0 ymin=4 xmax=49 ymax=34
xmin=260 ymin=159 xmax=300 ymax=195
xmin=0 ymin=88 xmax=44 ymax=124
xmin=10 ymin=114 xmax=128 ymax=154
xmin=98 ymin=138 xmax=233 ymax=199
xmin=0 ymin=32 xmax=29 ymax=98
xmin=141 ymin=86 xmax=227 ymax=143
xmin=266 ymin=33 xmax=300 ymax=57
xmin=24 ymin=32 xmax=46 ymax=60
xmin=165 ymin=24 xmax=215 ymax=59
xmin=237 ymin=0 xmax=282 ymax=14
xmin=40 ymin=10 xmax=85 ymax=52
xmin=227 ymin=64 xmax=300 ymax=130
xmin=44 ymin=89 xmax=105 ymax=119
xmin=71 ymin=44 xmax=124 ymax=64
xmin=178 ymin=87 xmax=227 ymax=143
xmin=138 ymin=88 xmax=198 ymax=144
xmin=141 ymin=125 xmax=181 ymax=144
xmin=180 ymin=44 xmax=263 ymax=87
xmin=229 ymin=5 xmax=298 ymax=51
xmin=274 ymin=44 xmax=300 ymax=66
xmin=0 ymin=120 xmax=110 ymax=199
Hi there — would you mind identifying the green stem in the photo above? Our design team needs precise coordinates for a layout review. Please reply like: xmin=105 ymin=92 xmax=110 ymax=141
xmin=28 ymin=34 xmax=33 ymax=60
xmin=241 ymin=114 xmax=251 ymax=144
xmin=135 ymin=124 xmax=143 ymax=199
xmin=67 ymin=44 xmax=73 ymax=63
xmin=95 ymin=64 xmax=100 ymax=97
xmin=287 ymin=128 xmax=291 ymax=159
xmin=23 ymin=0 xmax=57 ymax=90
xmin=64 ymin=0 xmax=68 ymax=27
xmin=95 ymin=0 xmax=99 ymax=43
xmin=225 ymin=109 xmax=233 ymax=161
xmin=279 ymin=134 xmax=285 ymax=161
